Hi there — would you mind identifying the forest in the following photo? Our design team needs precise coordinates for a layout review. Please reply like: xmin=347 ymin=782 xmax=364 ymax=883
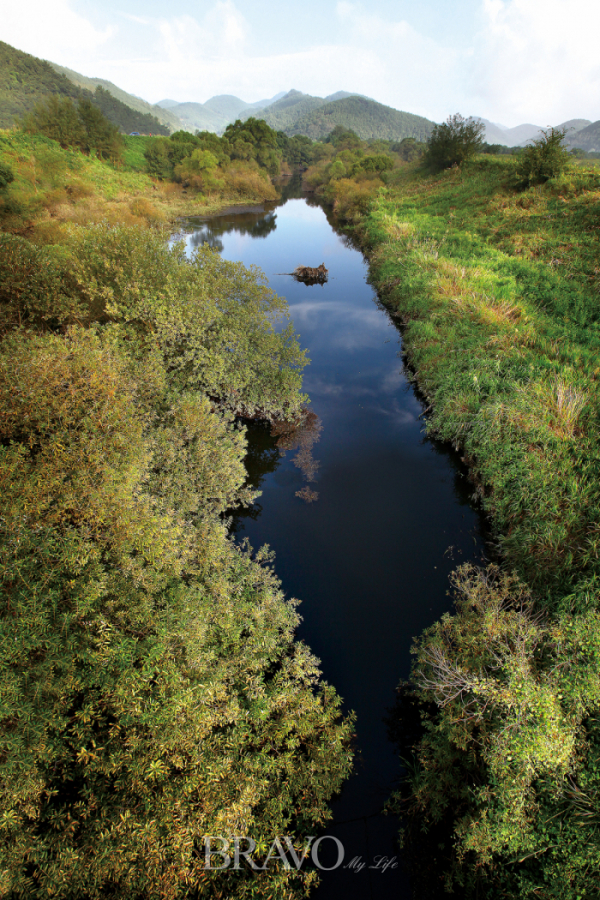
xmin=2 ymin=93 xmax=600 ymax=899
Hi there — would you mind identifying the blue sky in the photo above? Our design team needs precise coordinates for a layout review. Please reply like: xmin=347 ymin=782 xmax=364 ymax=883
xmin=3 ymin=0 xmax=598 ymax=126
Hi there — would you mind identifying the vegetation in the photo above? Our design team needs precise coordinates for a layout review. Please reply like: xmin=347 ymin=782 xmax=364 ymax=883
xmin=48 ymin=61 xmax=182 ymax=133
xmin=424 ymin=113 xmax=485 ymax=171
xmin=0 ymin=213 xmax=353 ymax=899
xmin=343 ymin=139 xmax=600 ymax=896
xmin=0 ymin=41 xmax=168 ymax=136
xmin=22 ymin=95 xmax=124 ymax=163
xmin=255 ymin=91 xmax=435 ymax=142
xmin=516 ymin=126 xmax=572 ymax=186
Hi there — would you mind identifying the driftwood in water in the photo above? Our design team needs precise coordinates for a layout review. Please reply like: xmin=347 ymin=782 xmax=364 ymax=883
xmin=292 ymin=263 xmax=328 ymax=284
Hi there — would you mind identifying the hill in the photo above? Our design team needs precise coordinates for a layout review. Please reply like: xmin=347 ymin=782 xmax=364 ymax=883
xmin=565 ymin=119 xmax=600 ymax=151
xmin=0 ymin=40 xmax=80 ymax=128
xmin=48 ymin=62 xmax=183 ymax=132
xmin=0 ymin=41 xmax=170 ymax=135
xmin=247 ymin=90 xmax=327 ymax=130
xmin=166 ymin=101 xmax=228 ymax=133
xmin=270 ymin=94 xmax=435 ymax=142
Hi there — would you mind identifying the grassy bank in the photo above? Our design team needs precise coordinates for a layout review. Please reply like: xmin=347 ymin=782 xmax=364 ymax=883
xmin=363 ymin=155 xmax=600 ymax=602
xmin=353 ymin=156 xmax=600 ymax=896
xmin=0 ymin=130 xmax=278 ymax=241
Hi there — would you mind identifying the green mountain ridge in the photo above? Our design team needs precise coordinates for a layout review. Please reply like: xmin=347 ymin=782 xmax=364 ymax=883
xmin=47 ymin=62 xmax=183 ymax=132
xmin=0 ymin=41 xmax=169 ymax=135
xmin=263 ymin=93 xmax=435 ymax=142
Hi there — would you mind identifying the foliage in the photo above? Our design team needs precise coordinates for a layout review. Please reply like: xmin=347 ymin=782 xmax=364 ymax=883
xmin=0 ymin=224 xmax=354 ymax=897
xmin=258 ymin=94 xmax=435 ymax=142
xmin=391 ymin=137 xmax=426 ymax=161
xmin=394 ymin=564 xmax=600 ymax=897
xmin=223 ymin=118 xmax=282 ymax=175
xmin=360 ymin=152 xmax=600 ymax=895
xmin=0 ymin=39 xmax=80 ymax=128
xmin=0 ymin=161 xmax=13 ymax=189
xmin=22 ymin=95 xmax=124 ymax=164
xmin=517 ymin=126 xmax=572 ymax=187
xmin=424 ymin=113 xmax=485 ymax=171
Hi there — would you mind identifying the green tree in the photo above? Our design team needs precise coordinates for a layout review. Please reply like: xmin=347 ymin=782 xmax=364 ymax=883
xmin=394 ymin=563 xmax=600 ymax=898
xmin=22 ymin=95 xmax=123 ymax=164
xmin=22 ymin=95 xmax=85 ymax=150
xmin=0 ymin=161 xmax=14 ymax=190
xmin=77 ymin=96 xmax=123 ymax=163
xmin=424 ymin=113 xmax=484 ymax=171
xmin=516 ymin=126 xmax=572 ymax=187
xmin=0 ymin=226 xmax=354 ymax=898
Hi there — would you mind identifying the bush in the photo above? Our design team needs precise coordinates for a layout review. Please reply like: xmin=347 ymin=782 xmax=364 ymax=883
xmin=516 ymin=126 xmax=572 ymax=187
xmin=424 ymin=113 xmax=484 ymax=171
xmin=0 ymin=161 xmax=14 ymax=190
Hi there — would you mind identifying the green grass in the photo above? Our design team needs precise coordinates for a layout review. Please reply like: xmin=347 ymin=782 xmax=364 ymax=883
xmin=362 ymin=156 xmax=600 ymax=606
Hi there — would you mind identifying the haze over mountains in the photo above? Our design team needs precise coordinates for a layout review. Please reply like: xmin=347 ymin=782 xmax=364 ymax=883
xmin=1 ymin=39 xmax=599 ymax=151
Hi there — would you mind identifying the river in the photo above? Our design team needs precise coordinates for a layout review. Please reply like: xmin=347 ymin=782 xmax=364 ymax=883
xmin=180 ymin=179 xmax=485 ymax=899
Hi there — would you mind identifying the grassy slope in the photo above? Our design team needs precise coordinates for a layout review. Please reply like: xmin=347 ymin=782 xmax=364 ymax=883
xmin=47 ymin=61 xmax=183 ymax=133
xmin=361 ymin=156 xmax=600 ymax=604
xmin=289 ymin=96 xmax=435 ymax=142
xmin=0 ymin=131 xmax=276 ymax=241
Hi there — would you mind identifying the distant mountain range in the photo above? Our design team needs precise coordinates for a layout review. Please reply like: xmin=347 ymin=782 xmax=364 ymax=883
xmin=476 ymin=117 xmax=596 ymax=149
xmin=1 ymin=39 xmax=599 ymax=151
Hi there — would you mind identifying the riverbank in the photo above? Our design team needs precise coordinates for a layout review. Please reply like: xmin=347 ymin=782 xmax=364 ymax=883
xmin=349 ymin=156 xmax=600 ymax=895
xmin=0 ymin=129 xmax=278 ymax=241
xmin=359 ymin=155 xmax=600 ymax=601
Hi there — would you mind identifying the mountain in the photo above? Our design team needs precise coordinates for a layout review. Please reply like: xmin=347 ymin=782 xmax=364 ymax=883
xmin=245 ymin=90 xmax=327 ymax=130
xmin=0 ymin=40 xmax=80 ymax=128
xmin=165 ymin=101 xmax=228 ymax=133
xmin=47 ymin=62 xmax=183 ymax=132
xmin=325 ymin=91 xmax=370 ymax=102
xmin=564 ymin=120 xmax=600 ymax=152
xmin=476 ymin=117 xmax=513 ymax=146
xmin=559 ymin=118 xmax=591 ymax=133
xmin=203 ymin=94 xmax=252 ymax=121
xmin=262 ymin=94 xmax=435 ymax=142
xmin=0 ymin=41 xmax=170 ymax=135
xmin=156 ymin=99 xmax=181 ymax=110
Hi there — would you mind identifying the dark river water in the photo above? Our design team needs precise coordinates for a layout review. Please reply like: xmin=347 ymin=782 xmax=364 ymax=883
xmin=180 ymin=180 xmax=485 ymax=899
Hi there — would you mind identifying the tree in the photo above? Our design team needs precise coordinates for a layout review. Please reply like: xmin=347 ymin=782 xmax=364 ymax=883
xmin=516 ymin=126 xmax=571 ymax=187
xmin=0 ymin=228 xmax=354 ymax=898
xmin=21 ymin=95 xmax=123 ymax=164
xmin=0 ymin=161 xmax=14 ymax=190
xmin=424 ymin=113 xmax=484 ymax=171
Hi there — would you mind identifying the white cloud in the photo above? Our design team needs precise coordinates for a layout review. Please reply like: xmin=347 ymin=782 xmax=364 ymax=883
xmin=94 ymin=1 xmax=460 ymax=117
xmin=3 ymin=0 xmax=113 ymax=69
xmin=471 ymin=0 xmax=600 ymax=124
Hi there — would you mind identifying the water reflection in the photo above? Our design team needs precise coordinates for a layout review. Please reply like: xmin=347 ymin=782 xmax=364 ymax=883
xmin=185 ymin=210 xmax=278 ymax=250
xmin=184 ymin=188 xmax=486 ymax=900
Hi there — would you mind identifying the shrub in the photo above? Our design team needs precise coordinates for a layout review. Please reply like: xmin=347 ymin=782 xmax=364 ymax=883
xmin=424 ymin=113 xmax=484 ymax=171
xmin=516 ymin=126 xmax=572 ymax=187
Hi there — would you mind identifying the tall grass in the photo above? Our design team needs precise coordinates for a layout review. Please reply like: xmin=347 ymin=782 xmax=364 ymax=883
xmin=363 ymin=156 xmax=600 ymax=605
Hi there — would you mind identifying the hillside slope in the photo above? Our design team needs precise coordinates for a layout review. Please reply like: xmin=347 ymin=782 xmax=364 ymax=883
xmin=248 ymin=90 xmax=327 ymax=130
xmin=565 ymin=119 xmax=600 ymax=151
xmin=0 ymin=41 xmax=169 ymax=135
xmin=48 ymin=62 xmax=183 ymax=132
xmin=0 ymin=40 xmax=80 ymax=127
xmin=278 ymin=95 xmax=435 ymax=141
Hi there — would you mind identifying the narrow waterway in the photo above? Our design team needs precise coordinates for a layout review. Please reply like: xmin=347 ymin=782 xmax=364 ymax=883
xmin=180 ymin=181 xmax=486 ymax=899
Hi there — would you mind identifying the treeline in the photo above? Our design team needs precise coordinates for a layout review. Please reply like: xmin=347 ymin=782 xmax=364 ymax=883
xmin=0 ymin=219 xmax=354 ymax=896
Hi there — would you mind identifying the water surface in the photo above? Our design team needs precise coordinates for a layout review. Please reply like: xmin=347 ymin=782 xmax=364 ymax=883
xmin=181 ymin=185 xmax=485 ymax=899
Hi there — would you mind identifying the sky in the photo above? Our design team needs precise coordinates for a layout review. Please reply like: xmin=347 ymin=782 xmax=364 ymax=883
xmin=2 ymin=0 xmax=599 ymax=127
